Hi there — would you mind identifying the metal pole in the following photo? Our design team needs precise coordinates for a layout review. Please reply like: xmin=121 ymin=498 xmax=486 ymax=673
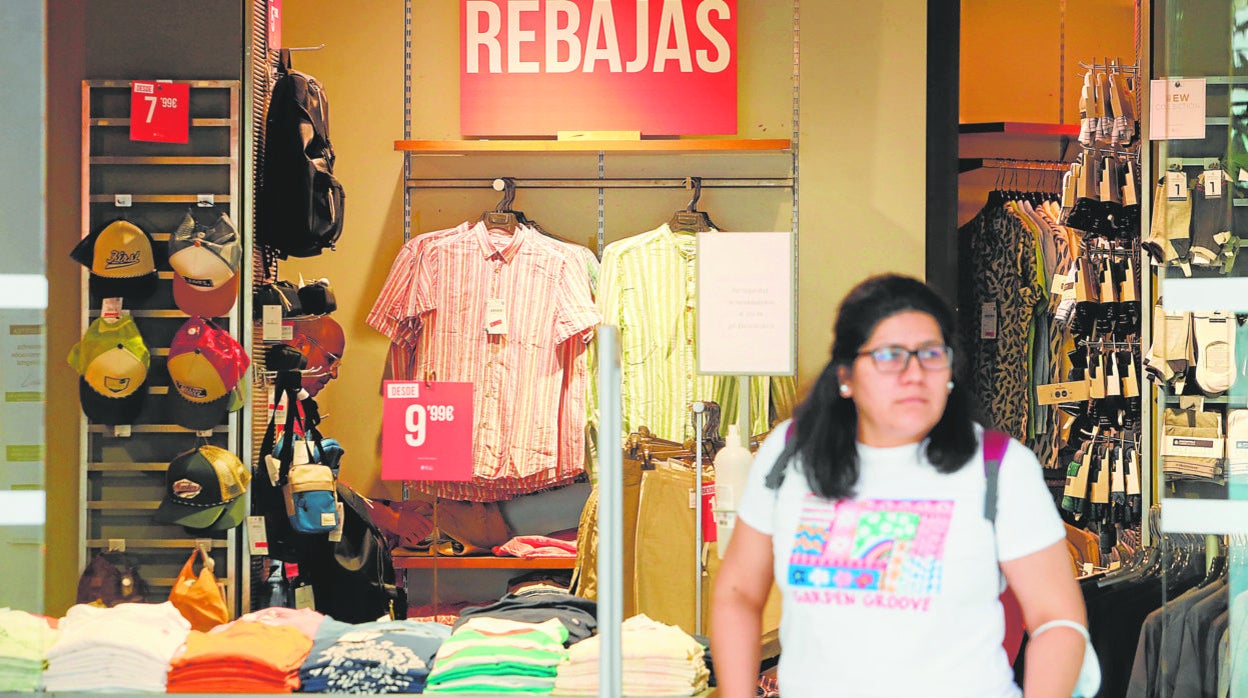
xmin=692 ymin=401 xmax=707 ymax=635
xmin=596 ymin=326 xmax=623 ymax=697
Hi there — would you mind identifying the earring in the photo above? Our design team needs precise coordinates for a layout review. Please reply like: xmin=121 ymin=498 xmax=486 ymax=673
xmin=946 ymin=380 xmax=955 ymax=392
xmin=838 ymin=383 xmax=851 ymax=397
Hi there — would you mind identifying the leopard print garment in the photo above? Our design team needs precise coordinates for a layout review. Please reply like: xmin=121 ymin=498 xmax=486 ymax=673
xmin=957 ymin=198 xmax=1044 ymax=441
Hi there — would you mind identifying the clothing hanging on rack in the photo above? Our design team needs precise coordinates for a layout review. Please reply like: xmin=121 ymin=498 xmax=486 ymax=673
xmin=366 ymin=218 xmax=600 ymax=502
xmin=957 ymin=186 xmax=1050 ymax=446
xmin=596 ymin=223 xmax=796 ymax=444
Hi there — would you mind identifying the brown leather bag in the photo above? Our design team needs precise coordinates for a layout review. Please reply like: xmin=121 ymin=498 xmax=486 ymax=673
xmin=76 ymin=551 xmax=150 ymax=607
xmin=169 ymin=546 xmax=229 ymax=632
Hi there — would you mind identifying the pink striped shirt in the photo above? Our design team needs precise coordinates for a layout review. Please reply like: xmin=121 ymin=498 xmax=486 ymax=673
xmin=401 ymin=222 xmax=599 ymax=501
xmin=366 ymin=223 xmax=472 ymax=380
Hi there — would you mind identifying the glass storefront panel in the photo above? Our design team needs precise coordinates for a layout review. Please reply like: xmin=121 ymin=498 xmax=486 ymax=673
xmin=0 ymin=0 xmax=47 ymax=614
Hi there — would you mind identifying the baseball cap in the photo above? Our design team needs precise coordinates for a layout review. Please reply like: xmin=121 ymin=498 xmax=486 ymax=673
xmin=70 ymin=218 xmax=158 ymax=301
xmin=67 ymin=316 xmax=150 ymax=425
xmin=169 ymin=211 xmax=242 ymax=317
xmin=166 ymin=317 xmax=250 ymax=430
xmin=155 ymin=444 xmax=251 ymax=532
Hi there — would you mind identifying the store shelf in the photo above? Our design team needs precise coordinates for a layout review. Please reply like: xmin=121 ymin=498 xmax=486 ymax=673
xmin=89 ymin=194 xmax=232 ymax=204
xmin=395 ymin=139 xmax=791 ymax=154
xmin=87 ymin=462 xmax=169 ymax=472
xmin=90 ymin=118 xmax=232 ymax=128
xmin=88 ymin=424 xmax=229 ymax=434
xmin=89 ymin=156 xmax=233 ymax=166
xmin=87 ymin=500 xmax=160 ymax=511
xmin=959 ymin=122 xmax=1080 ymax=136
xmin=392 ymin=553 xmax=576 ymax=570
xmin=85 ymin=538 xmax=228 ymax=549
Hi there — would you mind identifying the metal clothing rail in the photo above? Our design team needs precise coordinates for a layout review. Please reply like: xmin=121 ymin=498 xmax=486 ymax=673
xmin=958 ymin=157 xmax=1071 ymax=174
xmin=402 ymin=177 xmax=794 ymax=190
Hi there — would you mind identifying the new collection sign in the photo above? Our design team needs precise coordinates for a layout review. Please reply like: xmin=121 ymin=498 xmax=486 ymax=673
xmin=460 ymin=0 xmax=737 ymax=136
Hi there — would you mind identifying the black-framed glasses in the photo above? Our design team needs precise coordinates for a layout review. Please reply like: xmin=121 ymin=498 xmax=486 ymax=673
xmin=300 ymin=333 xmax=342 ymax=371
xmin=857 ymin=345 xmax=952 ymax=373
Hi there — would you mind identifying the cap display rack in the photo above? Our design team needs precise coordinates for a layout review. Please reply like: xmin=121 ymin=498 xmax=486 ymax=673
xmin=77 ymin=79 xmax=245 ymax=614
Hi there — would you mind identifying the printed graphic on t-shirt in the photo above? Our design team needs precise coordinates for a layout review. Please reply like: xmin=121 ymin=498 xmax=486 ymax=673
xmin=788 ymin=497 xmax=954 ymax=611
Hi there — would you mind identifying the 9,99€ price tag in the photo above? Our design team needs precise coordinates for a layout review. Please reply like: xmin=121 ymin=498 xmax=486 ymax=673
xmin=130 ymin=81 xmax=190 ymax=143
xmin=381 ymin=380 xmax=474 ymax=481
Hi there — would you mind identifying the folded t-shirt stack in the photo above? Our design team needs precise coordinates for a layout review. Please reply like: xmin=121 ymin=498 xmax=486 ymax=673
xmin=299 ymin=618 xmax=451 ymax=694
xmin=43 ymin=602 xmax=190 ymax=693
xmin=492 ymin=529 xmax=578 ymax=558
xmin=424 ymin=617 xmax=569 ymax=694
xmin=214 ymin=606 xmax=327 ymax=640
xmin=167 ymin=620 xmax=313 ymax=693
xmin=0 ymin=609 xmax=58 ymax=692
xmin=553 ymin=614 xmax=709 ymax=696
xmin=453 ymin=586 xmax=597 ymax=645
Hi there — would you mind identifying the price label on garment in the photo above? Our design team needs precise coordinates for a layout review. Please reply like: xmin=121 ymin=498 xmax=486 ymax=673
xmin=1166 ymin=170 xmax=1188 ymax=200
xmin=381 ymin=380 xmax=474 ymax=481
xmin=980 ymin=302 xmax=998 ymax=340
xmin=1204 ymin=169 xmax=1223 ymax=198
xmin=129 ymin=81 xmax=190 ymax=143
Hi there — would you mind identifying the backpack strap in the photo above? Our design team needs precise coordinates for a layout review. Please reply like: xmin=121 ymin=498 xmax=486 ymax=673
xmin=764 ymin=421 xmax=798 ymax=490
xmin=982 ymin=429 xmax=1011 ymax=524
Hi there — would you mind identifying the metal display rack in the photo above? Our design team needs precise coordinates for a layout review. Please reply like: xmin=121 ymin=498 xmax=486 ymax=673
xmin=77 ymin=79 xmax=244 ymax=614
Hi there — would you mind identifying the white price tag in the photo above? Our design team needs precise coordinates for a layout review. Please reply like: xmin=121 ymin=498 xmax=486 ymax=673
xmin=113 ymin=194 xmax=132 ymax=207
xmin=980 ymin=302 xmax=998 ymax=340
xmin=196 ymin=193 xmax=215 ymax=207
xmin=485 ymin=298 xmax=508 ymax=335
xmin=101 ymin=297 xmax=123 ymax=321
xmin=328 ymin=502 xmax=345 ymax=542
xmin=1204 ymin=170 xmax=1223 ymax=199
xmin=294 ymin=584 xmax=315 ymax=610
xmin=1166 ymin=170 xmax=1188 ymax=200
xmin=247 ymin=515 xmax=269 ymax=556
xmin=262 ymin=305 xmax=283 ymax=341
xmin=112 ymin=424 xmax=132 ymax=438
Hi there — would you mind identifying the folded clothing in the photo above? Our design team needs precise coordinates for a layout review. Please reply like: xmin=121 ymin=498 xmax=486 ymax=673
xmin=425 ymin=617 xmax=569 ymax=694
xmin=43 ymin=602 xmax=190 ymax=693
xmin=453 ymin=587 xmax=597 ymax=645
xmin=493 ymin=529 xmax=578 ymax=558
xmin=0 ymin=608 xmax=58 ymax=692
xmin=299 ymin=618 xmax=451 ymax=694
xmin=169 ymin=621 xmax=313 ymax=693
xmin=212 ymin=606 xmax=327 ymax=640
xmin=552 ymin=614 xmax=708 ymax=696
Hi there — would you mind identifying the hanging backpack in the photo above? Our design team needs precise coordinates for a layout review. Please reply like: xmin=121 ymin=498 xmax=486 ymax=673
xmin=259 ymin=49 xmax=345 ymax=259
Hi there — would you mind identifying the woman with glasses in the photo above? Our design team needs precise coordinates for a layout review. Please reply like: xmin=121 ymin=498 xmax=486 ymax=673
xmin=711 ymin=274 xmax=1087 ymax=697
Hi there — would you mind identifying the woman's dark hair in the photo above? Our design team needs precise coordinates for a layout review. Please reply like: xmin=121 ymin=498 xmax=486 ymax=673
xmin=767 ymin=274 xmax=978 ymax=499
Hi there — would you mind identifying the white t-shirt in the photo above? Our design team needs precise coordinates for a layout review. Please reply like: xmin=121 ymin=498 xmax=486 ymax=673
xmin=736 ymin=421 xmax=1064 ymax=698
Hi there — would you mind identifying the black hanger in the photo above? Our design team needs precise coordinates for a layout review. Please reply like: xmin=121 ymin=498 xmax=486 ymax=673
xmin=667 ymin=177 xmax=717 ymax=233
xmin=481 ymin=177 xmax=519 ymax=234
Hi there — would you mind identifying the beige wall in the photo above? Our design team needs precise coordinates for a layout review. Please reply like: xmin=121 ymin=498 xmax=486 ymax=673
xmin=279 ymin=1 xmax=930 ymax=500
xmin=961 ymin=0 xmax=1137 ymax=125
xmin=958 ymin=1 xmax=1137 ymax=227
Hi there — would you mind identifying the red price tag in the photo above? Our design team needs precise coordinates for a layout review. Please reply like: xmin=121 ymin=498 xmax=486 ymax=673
xmin=381 ymin=381 xmax=474 ymax=481
xmin=267 ymin=0 xmax=283 ymax=50
xmin=129 ymin=81 xmax=190 ymax=143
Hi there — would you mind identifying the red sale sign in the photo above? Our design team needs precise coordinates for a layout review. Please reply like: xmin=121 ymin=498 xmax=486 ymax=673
xmin=460 ymin=0 xmax=737 ymax=136
xmin=381 ymin=381 xmax=475 ymax=481
xmin=129 ymin=81 xmax=190 ymax=143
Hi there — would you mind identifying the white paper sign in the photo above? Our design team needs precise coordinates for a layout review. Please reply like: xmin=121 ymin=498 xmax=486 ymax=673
xmin=1149 ymin=78 xmax=1207 ymax=140
xmin=696 ymin=232 xmax=795 ymax=375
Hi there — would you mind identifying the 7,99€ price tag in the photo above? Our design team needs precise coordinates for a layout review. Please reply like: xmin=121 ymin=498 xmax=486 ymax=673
xmin=381 ymin=380 xmax=474 ymax=482
xmin=130 ymin=81 xmax=190 ymax=143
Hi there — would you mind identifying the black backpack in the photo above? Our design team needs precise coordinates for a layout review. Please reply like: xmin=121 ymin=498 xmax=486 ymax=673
xmin=259 ymin=49 xmax=345 ymax=259
xmin=302 ymin=484 xmax=407 ymax=623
